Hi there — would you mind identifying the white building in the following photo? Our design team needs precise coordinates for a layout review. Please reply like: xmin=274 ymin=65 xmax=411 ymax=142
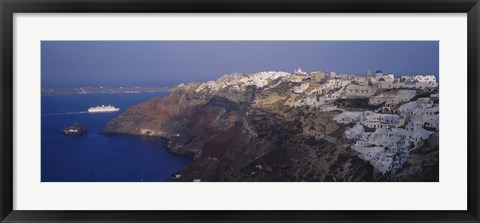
xmin=293 ymin=83 xmax=310 ymax=94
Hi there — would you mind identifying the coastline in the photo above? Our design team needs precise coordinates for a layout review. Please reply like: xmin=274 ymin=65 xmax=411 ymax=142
xmin=100 ymin=71 xmax=439 ymax=182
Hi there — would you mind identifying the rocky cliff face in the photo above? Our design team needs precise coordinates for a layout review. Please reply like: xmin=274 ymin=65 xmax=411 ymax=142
xmin=103 ymin=72 xmax=439 ymax=182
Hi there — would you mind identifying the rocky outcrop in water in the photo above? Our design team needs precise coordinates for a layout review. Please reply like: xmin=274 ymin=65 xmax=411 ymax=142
xmin=63 ymin=123 xmax=87 ymax=135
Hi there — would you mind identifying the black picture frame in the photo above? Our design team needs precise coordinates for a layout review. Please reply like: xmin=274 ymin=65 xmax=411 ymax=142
xmin=1 ymin=0 xmax=479 ymax=222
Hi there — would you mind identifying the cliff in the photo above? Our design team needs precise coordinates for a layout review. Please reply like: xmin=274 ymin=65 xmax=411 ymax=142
xmin=103 ymin=71 xmax=439 ymax=182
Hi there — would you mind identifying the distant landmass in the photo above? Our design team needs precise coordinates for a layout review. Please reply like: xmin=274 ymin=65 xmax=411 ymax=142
xmin=41 ymin=87 xmax=171 ymax=96
xmin=103 ymin=70 xmax=439 ymax=182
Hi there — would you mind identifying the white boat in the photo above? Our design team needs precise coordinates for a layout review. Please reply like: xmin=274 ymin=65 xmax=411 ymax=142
xmin=88 ymin=104 xmax=120 ymax=113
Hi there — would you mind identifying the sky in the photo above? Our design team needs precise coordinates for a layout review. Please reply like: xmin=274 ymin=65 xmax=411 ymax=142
xmin=41 ymin=41 xmax=439 ymax=88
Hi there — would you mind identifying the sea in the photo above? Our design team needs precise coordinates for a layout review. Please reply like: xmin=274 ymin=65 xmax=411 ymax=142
xmin=41 ymin=92 xmax=192 ymax=182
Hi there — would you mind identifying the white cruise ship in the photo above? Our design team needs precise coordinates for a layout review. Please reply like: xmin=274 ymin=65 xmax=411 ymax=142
xmin=88 ymin=105 xmax=120 ymax=113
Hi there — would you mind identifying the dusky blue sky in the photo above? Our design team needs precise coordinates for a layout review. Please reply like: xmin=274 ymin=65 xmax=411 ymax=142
xmin=42 ymin=41 xmax=439 ymax=88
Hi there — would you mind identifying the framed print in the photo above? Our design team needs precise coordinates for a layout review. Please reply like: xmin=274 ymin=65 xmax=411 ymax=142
xmin=1 ymin=0 xmax=479 ymax=222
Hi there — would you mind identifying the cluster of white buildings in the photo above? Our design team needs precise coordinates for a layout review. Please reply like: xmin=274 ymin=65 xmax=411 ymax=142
xmin=194 ymin=69 xmax=438 ymax=106
xmin=191 ymin=68 xmax=439 ymax=174
xmin=285 ymin=69 xmax=437 ymax=109
xmin=195 ymin=71 xmax=291 ymax=93
xmin=275 ymin=69 xmax=439 ymax=174
xmin=336 ymin=95 xmax=438 ymax=174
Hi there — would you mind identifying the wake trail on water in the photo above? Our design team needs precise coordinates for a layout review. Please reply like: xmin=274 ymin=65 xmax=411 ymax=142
xmin=41 ymin=111 xmax=89 ymax=116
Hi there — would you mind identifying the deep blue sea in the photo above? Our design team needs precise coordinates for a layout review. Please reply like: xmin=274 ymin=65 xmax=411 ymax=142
xmin=41 ymin=92 xmax=192 ymax=182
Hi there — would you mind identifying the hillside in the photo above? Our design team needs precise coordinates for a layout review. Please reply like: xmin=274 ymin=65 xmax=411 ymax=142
xmin=103 ymin=71 xmax=439 ymax=182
